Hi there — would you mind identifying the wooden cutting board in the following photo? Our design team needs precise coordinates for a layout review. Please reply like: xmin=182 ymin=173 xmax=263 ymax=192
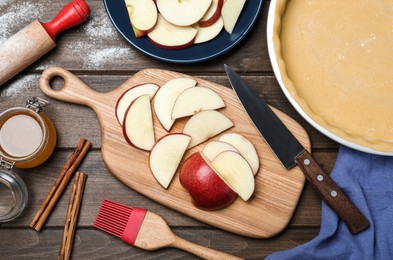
xmin=40 ymin=67 xmax=310 ymax=238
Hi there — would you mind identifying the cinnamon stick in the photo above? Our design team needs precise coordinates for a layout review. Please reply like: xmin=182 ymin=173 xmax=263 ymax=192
xmin=30 ymin=138 xmax=91 ymax=231
xmin=58 ymin=172 xmax=87 ymax=260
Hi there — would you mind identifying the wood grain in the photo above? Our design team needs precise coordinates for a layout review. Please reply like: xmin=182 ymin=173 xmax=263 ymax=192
xmin=0 ymin=20 xmax=55 ymax=86
xmin=39 ymin=67 xmax=310 ymax=238
xmin=0 ymin=0 xmax=341 ymax=258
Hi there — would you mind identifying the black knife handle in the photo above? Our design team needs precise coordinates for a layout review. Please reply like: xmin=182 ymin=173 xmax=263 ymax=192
xmin=295 ymin=150 xmax=369 ymax=234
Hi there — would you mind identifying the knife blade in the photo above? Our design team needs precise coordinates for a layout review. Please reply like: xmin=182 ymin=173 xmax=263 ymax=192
xmin=224 ymin=64 xmax=369 ymax=234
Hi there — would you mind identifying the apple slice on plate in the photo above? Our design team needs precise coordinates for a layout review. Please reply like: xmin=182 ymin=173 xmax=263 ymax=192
xmin=183 ymin=110 xmax=233 ymax=148
xmin=198 ymin=0 xmax=224 ymax=28
xmin=116 ymin=83 xmax=159 ymax=126
xmin=154 ymin=78 xmax=197 ymax=131
xmin=149 ymin=133 xmax=191 ymax=189
xmin=123 ymin=95 xmax=155 ymax=151
xmin=211 ymin=150 xmax=255 ymax=201
xmin=124 ymin=0 xmax=158 ymax=37
xmin=172 ymin=87 xmax=225 ymax=120
xmin=202 ymin=140 xmax=238 ymax=161
xmin=147 ymin=14 xmax=197 ymax=50
xmin=219 ymin=133 xmax=259 ymax=175
xmin=156 ymin=0 xmax=212 ymax=26
xmin=222 ymin=0 xmax=246 ymax=34
xmin=179 ymin=152 xmax=237 ymax=210
xmin=194 ymin=17 xmax=224 ymax=44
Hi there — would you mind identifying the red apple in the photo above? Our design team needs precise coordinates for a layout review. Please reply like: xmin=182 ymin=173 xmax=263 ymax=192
xmin=194 ymin=17 xmax=224 ymax=44
xmin=179 ymin=152 xmax=237 ymax=210
xmin=147 ymin=14 xmax=197 ymax=50
xmin=198 ymin=0 xmax=224 ymax=28
xmin=122 ymin=94 xmax=155 ymax=151
xmin=222 ymin=0 xmax=246 ymax=34
xmin=125 ymin=0 xmax=158 ymax=37
xmin=156 ymin=0 xmax=212 ymax=26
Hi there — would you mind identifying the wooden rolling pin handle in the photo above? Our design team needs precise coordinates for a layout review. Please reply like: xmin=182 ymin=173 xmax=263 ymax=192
xmin=41 ymin=0 xmax=90 ymax=40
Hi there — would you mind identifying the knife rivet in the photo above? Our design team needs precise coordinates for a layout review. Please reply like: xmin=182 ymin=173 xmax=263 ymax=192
xmin=317 ymin=175 xmax=324 ymax=181
xmin=303 ymin=159 xmax=310 ymax=166
xmin=331 ymin=191 xmax=338 ymax=197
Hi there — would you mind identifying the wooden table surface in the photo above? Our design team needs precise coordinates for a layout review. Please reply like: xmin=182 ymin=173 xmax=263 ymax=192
xmin=0 ymin=0 xmax=340 ymax=258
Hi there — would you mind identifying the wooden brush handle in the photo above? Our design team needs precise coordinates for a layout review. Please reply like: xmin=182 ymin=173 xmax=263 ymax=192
xmin=172 ymin=236 xmax=242 ymax=260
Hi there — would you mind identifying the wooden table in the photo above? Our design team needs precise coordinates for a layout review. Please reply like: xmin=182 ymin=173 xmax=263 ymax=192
xmin=0 ymin=0 xmax=339 ymax=258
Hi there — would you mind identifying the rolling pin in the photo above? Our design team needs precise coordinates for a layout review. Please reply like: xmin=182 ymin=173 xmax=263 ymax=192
xmin=0 ymin=0 xmax=90 ymax=87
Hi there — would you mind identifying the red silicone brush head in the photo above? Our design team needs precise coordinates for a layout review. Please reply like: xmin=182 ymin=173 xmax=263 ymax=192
xmin=93 ymin=199 xmax=147 ymax=245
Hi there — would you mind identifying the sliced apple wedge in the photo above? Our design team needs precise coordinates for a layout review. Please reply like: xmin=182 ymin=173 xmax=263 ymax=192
xmin=202 ymin=140 xmax=238 ymax=161
xmin=211 ymin=151 xmax=255 ymax=201
xmin=147 ymin=14 xmax=197 ymax=50
xmin=154 ymin=78 xmax=197 ymax=131
xmin=222 ymin=0 xmax=246 ymax=34
xmin=157 ymin=0 xmax=212 ymax=26
xmin=123 ymin=95 xmax=155 ymax=151
xmin=198 ymin=0 xmax=224 ymax=28
xmin=149 ymin=133 xmax=191 ymax=189
xmin=183 ymin=110 xmax=233 ymax=148
xmin=194 ymin=17 xmax=224 ymax=44
xmin=125 ymin=0 xmax=158 ymax=37
xmin=172 ymin=87 xmax=225 ymax=120
xmin=219 ymin=133 xmax=259 ymax=175
xmin=116 ymin=83 xmax=159 ymax=126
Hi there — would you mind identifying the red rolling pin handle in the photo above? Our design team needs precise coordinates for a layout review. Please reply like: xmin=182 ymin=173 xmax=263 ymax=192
xmin=41 ymin=0 xmax=90 ymax=40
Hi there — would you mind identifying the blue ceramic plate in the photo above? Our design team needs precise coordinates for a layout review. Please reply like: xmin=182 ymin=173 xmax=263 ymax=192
xmin=103 ymin=0 xmax=263 ymax=63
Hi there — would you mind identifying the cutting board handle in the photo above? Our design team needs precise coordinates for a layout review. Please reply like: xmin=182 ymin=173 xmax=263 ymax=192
xmin=40 ymin=66 xmax=102 ymax=109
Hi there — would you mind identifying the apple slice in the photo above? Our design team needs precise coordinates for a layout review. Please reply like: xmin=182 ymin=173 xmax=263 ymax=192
xmin=172 ymin=87 xmax=225 ymax=120
xmin=149 ymin=133 xmax=191 ymax=189
xmin=198 ymin=0 xmax=224 ymax=28
xmin=147 ymin=14 xmax=197 ymax=50
xmin=179 ymin=152 xmax=237 ymax=210
xmin=156 ymin=0 xmax=212 ymax=26
xmin=125 ymin=0 xmax=158 ymax=37
xmin=202 ymin=140 xmax=238 ymax=161
xmin=194 ymin=17 xmax=224 ymax=44
xmin=221 ymin=0 xmax=246 ymax=34
xmin=219 ymin=133 xmax=259 ymax=175
xmin=116 ymin=83 xmax=159 ymax=126
xmin=154 ymin=78 xmax=197 ymax=131
xmin=211 ymin=151 xmax=255 ymax=201
xmin=183 ymin=110 xmax=233 ymax=148
xmin=123 ymin=95 xmax=155 ymax=151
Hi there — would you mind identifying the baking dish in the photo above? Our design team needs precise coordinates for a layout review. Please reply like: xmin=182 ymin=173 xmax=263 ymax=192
xmin=267 ymin=0 xmax=393 ymax=155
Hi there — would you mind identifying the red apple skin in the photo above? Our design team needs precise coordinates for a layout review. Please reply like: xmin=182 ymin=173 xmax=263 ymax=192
xmin=198 ymin=0 xmax=224 ymax=28
xmin=147 ymin=36 xmax=195 ymax=50
xmin=179 ymin=152 xmax=237 ymax=210
xmin=115 ymin=83 xmax=157 ymax=125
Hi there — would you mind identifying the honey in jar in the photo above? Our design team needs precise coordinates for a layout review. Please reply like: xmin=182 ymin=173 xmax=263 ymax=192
xmin=0 ymin=97 xmax=56 ymax=222
xmin=0 ymin=97 xmax=56 ymax=168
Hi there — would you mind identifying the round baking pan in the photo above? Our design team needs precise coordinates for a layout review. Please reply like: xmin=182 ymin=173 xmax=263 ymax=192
xmin=267 ymin=0 xmax=393 ymax=156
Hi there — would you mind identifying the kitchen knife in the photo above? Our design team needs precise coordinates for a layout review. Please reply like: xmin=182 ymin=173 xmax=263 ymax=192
xmin=224 ymin=64 xmax=369 ymax=234
xmin=0 ymin=0 xmax=90 ymax=87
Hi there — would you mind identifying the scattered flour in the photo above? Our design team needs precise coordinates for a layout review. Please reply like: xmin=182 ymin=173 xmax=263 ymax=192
xmin=0 ymin=1 xmax=134 ymax=71
xmin=0 ymin=74 xmax=38 ymax=98
xmin=57 ymin=3 xmax=134 ymax=69
xmin=0 ymin=2 xmax=44 ymax=42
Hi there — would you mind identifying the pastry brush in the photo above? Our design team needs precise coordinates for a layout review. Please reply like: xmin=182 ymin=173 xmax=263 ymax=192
xmin=93 ymin=199 xmax=241 ymax=259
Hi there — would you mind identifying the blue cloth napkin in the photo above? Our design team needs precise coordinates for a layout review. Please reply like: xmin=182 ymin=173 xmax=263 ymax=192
xmin=267 ymin=145 xmax=393 ymax=260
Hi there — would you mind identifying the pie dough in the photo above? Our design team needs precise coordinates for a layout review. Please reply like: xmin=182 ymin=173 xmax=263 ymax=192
xmin=272 ymin=0 xmax=393 ymax=152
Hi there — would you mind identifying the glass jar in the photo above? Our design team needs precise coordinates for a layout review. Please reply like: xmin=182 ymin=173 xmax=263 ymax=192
xmin=0 ymin=97 xmax=57 ymax=222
